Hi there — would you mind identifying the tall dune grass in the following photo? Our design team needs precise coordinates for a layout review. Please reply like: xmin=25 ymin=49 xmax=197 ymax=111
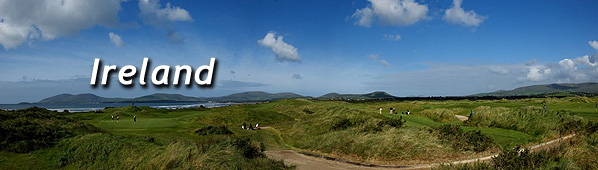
xmin=277 ymin=103 xmax=473 ymax=163
xmin=464 ymin=106 xmax=584 ymax=137
xmin=56 ymin=133 xmax=291 ymax=169
xmin=418 ymin=108 xmax=463 ymax=122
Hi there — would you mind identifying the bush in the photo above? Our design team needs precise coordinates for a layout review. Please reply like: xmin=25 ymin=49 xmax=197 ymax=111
xmin=378 ymin=116 xmax=406 ymax=128
xmin=194 ymin=126 xmax=233 ymax=135
xmin=232 ymin=137 xmax=264 ymax=159
xmin=0 ymin=107 xmax=100 ymax=153
xmin=434 ymin=125 xmax=494 ymax=152
xmin=331 ymin=116 xmax=406 ymax=133
xmin=331 ymin=118 xmax=356 ymax=130
xmin=303 ymin=108 xmax=314 ymax=114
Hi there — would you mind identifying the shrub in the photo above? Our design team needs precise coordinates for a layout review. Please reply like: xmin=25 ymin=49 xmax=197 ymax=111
xmin=232 ymin=137 xmax=263 ymax=159
xmin=434 ymin=125 xmax=493 ymax=152
xmin=0 ymin=107 xmax=100 ymax=153
xmin=331 ymin=116 xmax=406 ymax=132
xmin=194 ymin=126 xmax=233 ymax=135
xmin=303 ymin=108 xmax=314 ymax=114
xmin=378 ymin=116 xmax=406 ymax=128
xmin=331 ymin=118 xmax=355 ymax=130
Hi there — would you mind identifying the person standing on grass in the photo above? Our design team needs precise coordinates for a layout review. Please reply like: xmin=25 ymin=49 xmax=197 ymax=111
xmin=111 ymin=115 xmax=114 ymax=122
xmin=470 ymin=110 xmax=475 ymax=117
xmin=116 ymin=116 xmax=120 ymax=122
xmin=134 ymin=115 xmax=136 ymax=123
xmin=543 ymin=104 xmax=547 ymax=110
xmin=379 ymin=107 xmax=382 ymax=114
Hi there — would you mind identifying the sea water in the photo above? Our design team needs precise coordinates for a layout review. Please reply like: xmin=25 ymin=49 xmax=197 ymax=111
xmin=0 ymin=102 xmax=238 ymax=112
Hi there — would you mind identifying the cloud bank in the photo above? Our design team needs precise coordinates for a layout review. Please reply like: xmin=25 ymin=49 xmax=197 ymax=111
xmin=0 ymin=0 xmax=122 ymax=50
xmin=0 ymin=0 xmax=196 ymax=50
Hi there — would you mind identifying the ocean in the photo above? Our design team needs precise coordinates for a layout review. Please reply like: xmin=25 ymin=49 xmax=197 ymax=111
xmin=0 ymin=102 xmax=238 ymax=112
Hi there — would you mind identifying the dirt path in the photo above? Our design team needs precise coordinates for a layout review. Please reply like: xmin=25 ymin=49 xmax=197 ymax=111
xmin=454 ymin=115 xmax=469 ymax=121
xmin=265 ymin=134 xmax=576 ymax=170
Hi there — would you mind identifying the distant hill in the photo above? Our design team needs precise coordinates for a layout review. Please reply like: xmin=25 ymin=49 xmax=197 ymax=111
xmin=206 ymin=91 xmax=304 ymax=102
xmin=319 ymin=91 xmax=396 ymax=100
xmin=475 ymin=82 xmax=598 ymax=96
xmin=132 ymin=93 xmax=203 ymax=102
xmin=38 ymin=93 xmax=124 ymax=103
xmin=37 ymin=91 xmax=305 ymax=104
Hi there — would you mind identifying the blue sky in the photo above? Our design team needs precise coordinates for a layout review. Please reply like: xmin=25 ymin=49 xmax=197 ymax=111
xmin=1 ymin=0 xmax=598 ymax=103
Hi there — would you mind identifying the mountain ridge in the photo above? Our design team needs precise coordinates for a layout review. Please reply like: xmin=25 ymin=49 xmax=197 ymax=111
xmin=474 ymin=82 xmax=598 ymax=96
xmin=37 ymin=91 xmax=306 ymax=103
xmin=318 ymin=91 xmax=396 ymax=100
xmin=36 ymin=82 xmax=598 ymax=104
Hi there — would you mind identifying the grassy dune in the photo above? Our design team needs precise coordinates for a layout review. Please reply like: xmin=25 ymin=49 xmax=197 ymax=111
xmin=1 ymin=96 xmax=598 ymax=169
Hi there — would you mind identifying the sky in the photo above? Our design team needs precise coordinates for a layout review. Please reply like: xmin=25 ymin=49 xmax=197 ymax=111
xmin=1 ymin=0 xmax=598 ymax=103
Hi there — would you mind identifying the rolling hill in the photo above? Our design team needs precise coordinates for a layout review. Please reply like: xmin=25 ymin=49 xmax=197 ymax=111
xmin=38 ymin=93 xmax=124 ymax=103
xmin=205 ymin=91 xmax=304 ymax=102
xmin=318 ymin=91 xmax=396 ymax=100
xmin=37 ymin=91 xmax=306 ymax=103
xmin=132 ymin=93 xmax=203 ymax=102
xmin=475 ymin=82 xmax=598 ymax=96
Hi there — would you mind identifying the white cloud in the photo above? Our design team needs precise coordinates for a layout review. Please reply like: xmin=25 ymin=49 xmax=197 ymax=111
xmin=138 ymin=0 xmax=194 ymax=44
xmin=352 ymin=0 xmax=428 ymax=27
xmin=368 ymin=54 xmax=379 ymax=60
xmin=380 ymin=59 xmax=390 ymax=66
xmin=0 ymin=0 xmax=122 ymax=50
xmin=558 ymin=59 xmax=576 ymax=71
xmin=590 ymin=41 xmax=598 ymax=50
xmin=489 ymin=66 xmax=509 ymax=74
xmin=108 ymin=32 xmax=124 ymax=47
xmin=526 ymin=66 xmax=548 ymax=81
xmin=138 ymin=0 xmax=193 ymax=25
xmin=590 ymin=41 xmax=598 ymax=53
xmin=522 ymin=49 xmax=598 ymax=82
xmin=383 ymin=34 xmax=401 ymax=41
xmin=574 ymin=55 xmax=598 ymax=67
xmin=444 ymin=0 xmax=487 ymax=27
xmin=352 ymin=7 xmax=375 ymax=27
xmin=368 ymin=54 xmax=389 ymax=67
xmin=258 ymin=32 xmax=301 ymax=62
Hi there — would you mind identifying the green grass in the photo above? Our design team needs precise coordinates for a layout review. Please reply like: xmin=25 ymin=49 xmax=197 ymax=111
xmin=3 ymin=96 xmax=598 ymax=169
